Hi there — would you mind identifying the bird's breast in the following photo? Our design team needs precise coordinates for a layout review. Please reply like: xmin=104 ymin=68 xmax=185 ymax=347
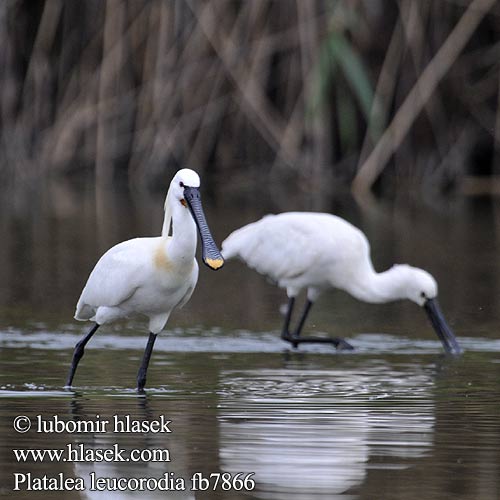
xmin=153 ymin=245 xmax=194 ymax=284
xmin=153 ymin=245 xmax=173 ymax=271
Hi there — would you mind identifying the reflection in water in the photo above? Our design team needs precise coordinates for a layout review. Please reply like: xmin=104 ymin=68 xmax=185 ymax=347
xmin=218 ymin=364 xmax=435 ymax=499
xmin=65 ymin=393 xmax=195 ymax=500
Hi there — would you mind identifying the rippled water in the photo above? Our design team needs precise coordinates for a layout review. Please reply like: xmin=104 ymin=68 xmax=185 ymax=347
xmin=1 ymin=184 xmax=500 ymax=499
xmin=1 ymin=332 xmax=500 ymax=500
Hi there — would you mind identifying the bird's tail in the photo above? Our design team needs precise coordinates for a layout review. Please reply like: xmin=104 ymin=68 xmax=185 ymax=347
xmin=222 ymin=218 xmax=265 ymax=261
xmin=74 ymin=301 xmax=96 ymax=321
xmin=221 ymin=226 xmax=250 ymax=260
xmin=220 ymin=235 xmax=237 ymax=260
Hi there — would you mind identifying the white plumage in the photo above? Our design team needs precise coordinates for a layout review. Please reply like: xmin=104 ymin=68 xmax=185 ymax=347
xmin=68 ymin=168 xmax=224 ymax=390
xmin=75 ymin=233 xmax=198 ymax=334
xmin=222 ymin=212 xmax=461 ymax=354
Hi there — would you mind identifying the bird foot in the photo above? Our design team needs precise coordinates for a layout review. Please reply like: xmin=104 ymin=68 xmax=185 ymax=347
xmin=334 ymin=338 xmax=355 ymax=351
xmin=281 ymin=334 xmax=354 ymax=351
xmin=137 ymin=377 xmax=147 ymax=393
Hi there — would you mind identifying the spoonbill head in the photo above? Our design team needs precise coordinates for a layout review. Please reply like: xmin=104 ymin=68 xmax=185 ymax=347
xmin=387 ymin=265 xmax=437 ymax=306
xmin=222 ymin=212 xmax=461 ymax=355
xmin=164 ymin=168 xmax=224 ymax=270
xmin=67 ymin=168 xmax=224 ymax=391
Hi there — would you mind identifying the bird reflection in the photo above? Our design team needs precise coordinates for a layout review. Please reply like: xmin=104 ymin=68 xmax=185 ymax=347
xmin=218 ymin=363 xmax=435 ymax=499
xmin=67 ymin=392 xmax=195 ymax=500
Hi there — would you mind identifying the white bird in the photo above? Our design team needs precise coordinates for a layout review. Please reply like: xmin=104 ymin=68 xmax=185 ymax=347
xmin=222 ymin=212 xmax=461 ymax=354
xmin=68 ymin=168 xmax=224 ymax=391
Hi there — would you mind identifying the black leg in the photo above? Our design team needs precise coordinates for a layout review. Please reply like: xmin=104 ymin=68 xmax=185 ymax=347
xmin=280 ymin=297 xmax=295 ymax=341
xmin=137 ymin=332 xmax=157 ymax=392
xmin=293 ymin=299 xmax=313 ymax=339
xmin=281 ymin=299 xmax=354 ymax=350
xmin=66 ymin=323 xmax=100 ymax=387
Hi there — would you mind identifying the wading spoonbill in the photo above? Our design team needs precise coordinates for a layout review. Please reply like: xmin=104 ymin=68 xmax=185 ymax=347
xmin=222 ymin=212 xmax=461 ymax=354
xmin=68 ymin=169 xmax=224 ymax=391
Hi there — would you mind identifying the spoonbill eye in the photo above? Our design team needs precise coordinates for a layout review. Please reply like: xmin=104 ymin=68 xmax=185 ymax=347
xmin=420 ymin=292 xmax=426 ymax=299
xmin=179 ymin=181 xmax=184 ymax=188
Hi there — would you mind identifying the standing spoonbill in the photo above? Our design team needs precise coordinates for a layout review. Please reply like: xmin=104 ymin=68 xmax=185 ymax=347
xmin=68 ymin=169 xmax=224 ymax=391
xmin=222 ymin=212 xmax=461 ymax=354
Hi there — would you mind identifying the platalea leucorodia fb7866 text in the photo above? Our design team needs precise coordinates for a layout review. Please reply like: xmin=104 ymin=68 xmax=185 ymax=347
xmin=222 ymin=212 xmax=462 ymax=355
xmin=68 ymin=169 xmax=224 ymax=391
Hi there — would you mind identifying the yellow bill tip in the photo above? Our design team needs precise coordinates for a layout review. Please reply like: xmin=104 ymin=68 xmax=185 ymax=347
xmin=205 ymin=257 xmax=224 ymax=270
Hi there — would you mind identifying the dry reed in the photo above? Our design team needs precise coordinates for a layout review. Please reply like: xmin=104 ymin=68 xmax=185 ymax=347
xmin=1 ymin=0 xmax=499 ymax=195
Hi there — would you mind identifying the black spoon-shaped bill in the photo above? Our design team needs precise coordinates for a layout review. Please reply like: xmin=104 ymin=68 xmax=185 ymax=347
xmin=183 ymin=186 xmax=224 ymax=270
xmin=424 ymin=298 xmax=462 ymax=355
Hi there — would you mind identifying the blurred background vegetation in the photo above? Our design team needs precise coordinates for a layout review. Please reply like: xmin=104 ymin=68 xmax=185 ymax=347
xmin=0 ymin=0 xmax=499 ymax=197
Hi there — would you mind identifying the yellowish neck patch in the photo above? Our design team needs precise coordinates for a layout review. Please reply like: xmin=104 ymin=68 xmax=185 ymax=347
xmin=154 ymin=246 xmax=172 ymax=271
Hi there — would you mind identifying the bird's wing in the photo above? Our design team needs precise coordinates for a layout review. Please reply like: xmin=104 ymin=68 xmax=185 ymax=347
xmin=75 ymin=238 xmax=152 ymax=316
xmin=222 ymin=214 xmax=320 ymax=282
